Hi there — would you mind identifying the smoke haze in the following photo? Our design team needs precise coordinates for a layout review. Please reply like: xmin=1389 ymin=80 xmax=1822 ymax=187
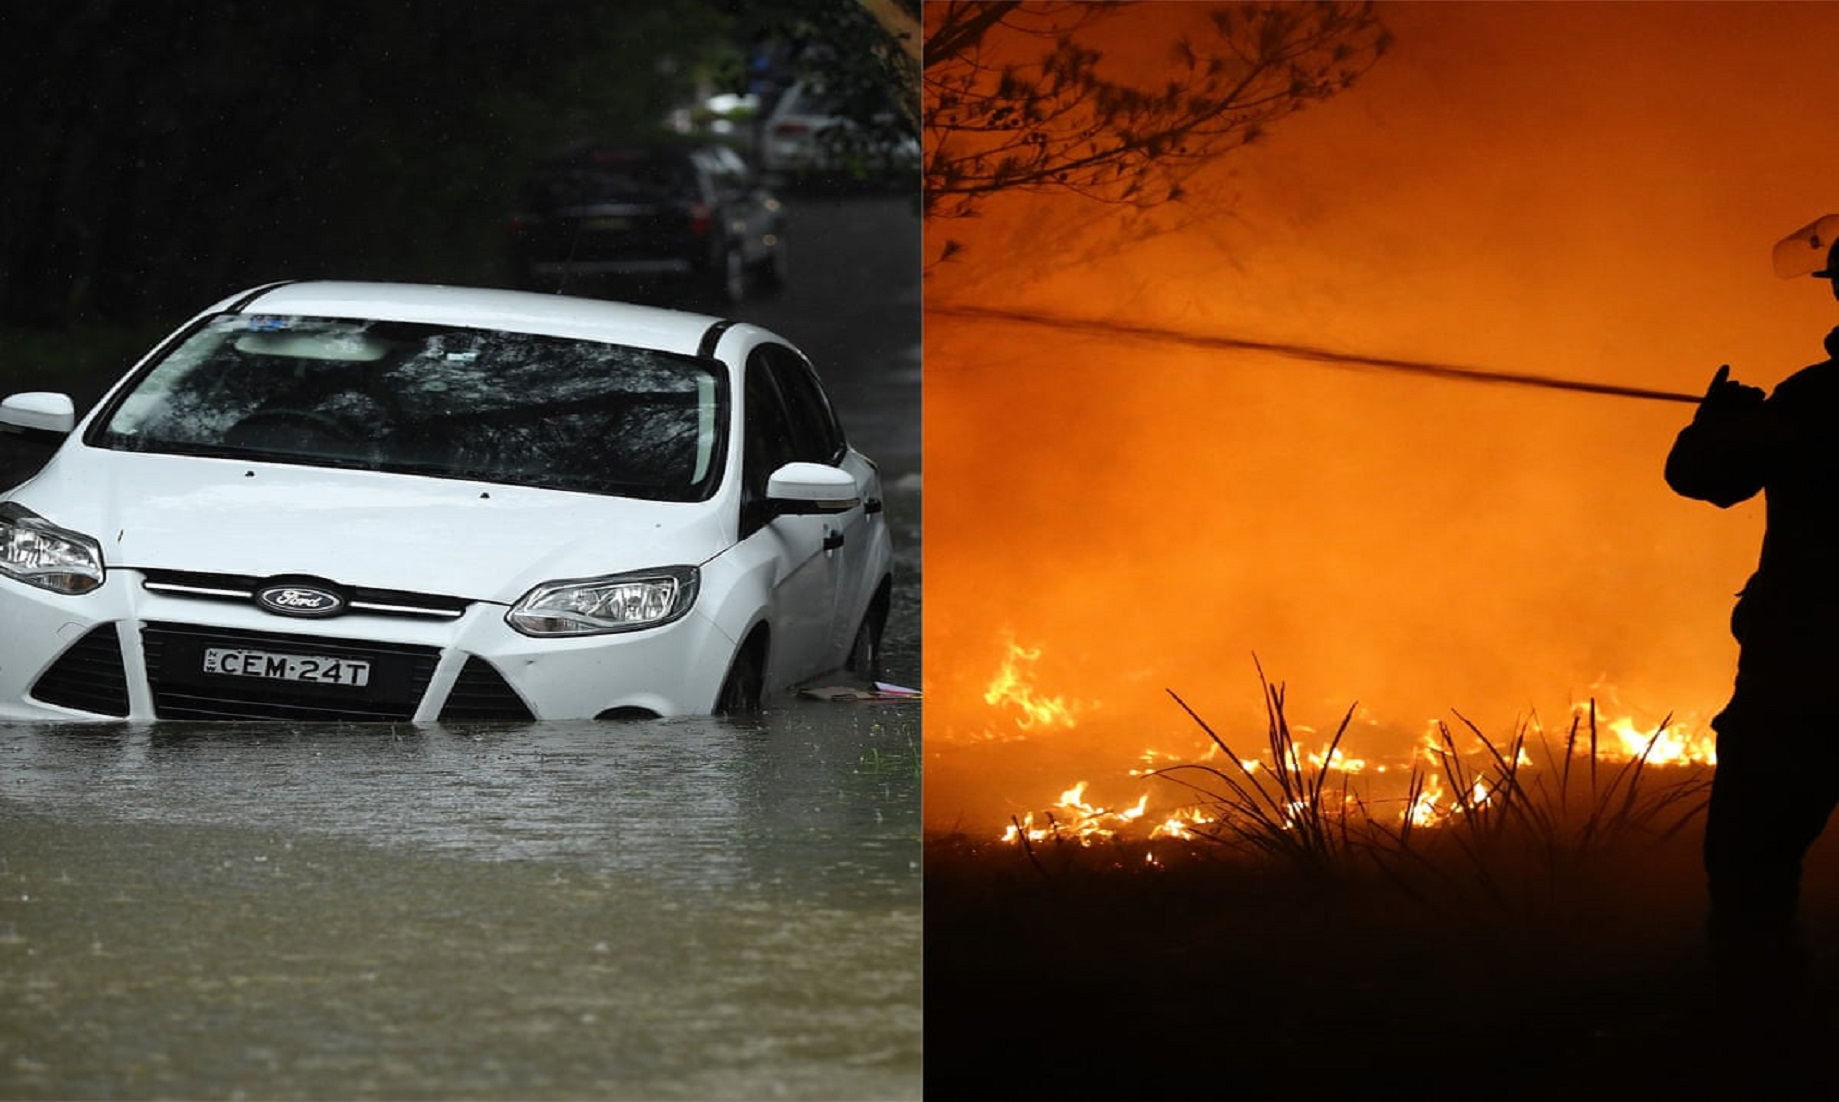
xmin=924 ymin=1 xmax=1839 ymax=831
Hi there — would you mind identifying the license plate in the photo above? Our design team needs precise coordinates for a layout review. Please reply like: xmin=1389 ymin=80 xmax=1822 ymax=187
xmin=202 ymin=647 xmax=371 ymax=687
xmin=580 ymin=216 xmax=630 ymax=231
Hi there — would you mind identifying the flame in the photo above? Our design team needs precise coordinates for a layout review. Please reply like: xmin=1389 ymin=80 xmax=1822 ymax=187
xmin=1599 ymin=713 xmax=1715 ymax=766
xmin=1310 ymin=747 xmax=1368 ymax=773
xmin=983 ymin=638 xmax=1081 ymax=732
xmin=984 ymin=639 xmax=1717 ymax=848
xmin=1001 ymin=781 xmax=1156 ymax=846
xmin=1535 ymin=698 xmax=1717 ymax=767
xmin=1150 ymin=806 xmax=1216 ymax=840
xmin=1406 ymin=772 xmax=1448 ymax=828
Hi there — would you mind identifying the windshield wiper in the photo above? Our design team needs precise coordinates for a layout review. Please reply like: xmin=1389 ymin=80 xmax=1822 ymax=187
xmin=104 ymin=437 xmax=386 ymax=472
xmin=102 ymin=438 xmax=243 ymax=461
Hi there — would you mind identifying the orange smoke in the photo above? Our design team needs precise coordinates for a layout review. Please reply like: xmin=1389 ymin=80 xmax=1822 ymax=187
xmin=923 ymin=1 xmax=1839 ymax=833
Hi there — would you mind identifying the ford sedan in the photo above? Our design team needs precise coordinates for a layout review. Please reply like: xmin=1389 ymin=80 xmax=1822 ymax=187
xmin=0 ymin=281 xmax=892 ymax=721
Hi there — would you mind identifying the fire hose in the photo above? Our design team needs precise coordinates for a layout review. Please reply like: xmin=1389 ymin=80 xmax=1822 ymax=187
xmin=928 ymin=304 xmax=1704 ymax=406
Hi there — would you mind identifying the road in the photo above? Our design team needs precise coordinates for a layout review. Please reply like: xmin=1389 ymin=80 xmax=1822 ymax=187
xmin=0 ymin=192 xmax=921 ymax=1101
xmin=729 ymin=190 xmax=923 ymax=685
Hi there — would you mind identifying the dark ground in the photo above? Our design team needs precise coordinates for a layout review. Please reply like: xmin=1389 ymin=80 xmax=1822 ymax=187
xmin=924 ymin=818 xmax=1839 ymax=1100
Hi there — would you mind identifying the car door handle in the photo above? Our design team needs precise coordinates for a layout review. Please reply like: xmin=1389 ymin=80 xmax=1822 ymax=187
xmin=823 ymin=529 xmax=845 ymax=551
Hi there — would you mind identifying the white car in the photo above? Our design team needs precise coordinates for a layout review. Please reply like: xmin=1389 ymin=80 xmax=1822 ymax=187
xmin=0 ymin=281 xmax=893 ymax=722
xmin=760 ymin=80 xmax=921 ymax=182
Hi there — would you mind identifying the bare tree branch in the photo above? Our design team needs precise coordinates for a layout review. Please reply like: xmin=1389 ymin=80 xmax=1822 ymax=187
xmin=922 ymin=1 xmax=1390 ymax=222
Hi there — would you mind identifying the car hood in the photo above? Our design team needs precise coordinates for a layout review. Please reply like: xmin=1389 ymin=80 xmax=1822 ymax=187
xmin=12 ymin=448 xmax=733 ymax=603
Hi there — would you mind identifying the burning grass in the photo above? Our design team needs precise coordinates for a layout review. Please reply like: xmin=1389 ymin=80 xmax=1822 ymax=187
xmin=984 ymin=671 xmax=1713 ymax=917
xmin=1149 ymin=674 xmax=1713 ymax=917
xmin=926 ymin=672 xmax=1839 ymax=1099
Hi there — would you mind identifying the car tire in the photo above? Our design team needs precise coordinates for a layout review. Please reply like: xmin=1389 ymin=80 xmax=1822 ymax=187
xmin=713 ymin=642 xmax=764 ymax=716
xmin=845 ymin=597 xmax=886 ymax=682
xmin=709 ymin=245 xmax=747 ymax=305
xmin=753 ymin=240 xmax=787 ymax=296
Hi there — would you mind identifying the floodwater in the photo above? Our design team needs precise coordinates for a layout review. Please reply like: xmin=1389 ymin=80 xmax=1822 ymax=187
xmin=0 ymin=288 xmax=923 ymax=1099
xmin=0 ymin=694 xmax=920 ymax=1101
xmin=0 ymin=186 xmax=923 ymax=1102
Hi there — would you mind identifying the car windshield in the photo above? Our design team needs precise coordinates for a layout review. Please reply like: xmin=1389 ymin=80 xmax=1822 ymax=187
xmin=91 ymin=314 xmax=728 ymax=502
xmin=523 ymin=149 xmax=696 ymax=208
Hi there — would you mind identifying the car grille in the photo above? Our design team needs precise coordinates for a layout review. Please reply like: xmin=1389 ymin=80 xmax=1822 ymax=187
xmin=139 ymin=569 xmax=471 ymax=620
xmin=141 ymin=622 xmax=440 ymax=721
xmin=438 ymin=657 xmax=536 ymax=722
xmin=30 ymin=624 xmax=131 ymax=718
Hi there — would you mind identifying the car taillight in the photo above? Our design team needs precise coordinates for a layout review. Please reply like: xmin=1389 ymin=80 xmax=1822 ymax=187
xmin=689 ymin=202 xmax=712 ymax=236
xmin=773 ymin=121 xmax=811 ymax=136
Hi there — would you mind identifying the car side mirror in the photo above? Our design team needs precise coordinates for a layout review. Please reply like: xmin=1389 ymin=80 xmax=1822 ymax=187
xmin=766 ymin=461 xmax=859 ymax=515
xmin=0 ymin=392 xmax=76 ymax=443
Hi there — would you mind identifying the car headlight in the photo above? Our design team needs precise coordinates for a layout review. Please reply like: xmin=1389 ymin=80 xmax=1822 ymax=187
xmin=0 ymin=503 xmax=105 ymax=595
xmin=506 ymin=566 xmax=699 ymax=637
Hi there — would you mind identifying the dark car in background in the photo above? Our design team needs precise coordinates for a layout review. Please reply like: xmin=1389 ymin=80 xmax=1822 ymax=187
xmin=508 ymin=142 xmax=786 ymax=305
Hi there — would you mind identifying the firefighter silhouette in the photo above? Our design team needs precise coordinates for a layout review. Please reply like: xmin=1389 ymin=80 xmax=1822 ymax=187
xmin=1666 ymin=213 xmax=1839 ymax=1034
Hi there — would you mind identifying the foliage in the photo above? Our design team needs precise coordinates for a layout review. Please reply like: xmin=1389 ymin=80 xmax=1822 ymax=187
xmin=922 ymin=1 xmax=1390 ymax=221
xmin=1 ymin=1 xmax=905 ymax=330
xmin=724 ymin=0 xmax=921 ymax=185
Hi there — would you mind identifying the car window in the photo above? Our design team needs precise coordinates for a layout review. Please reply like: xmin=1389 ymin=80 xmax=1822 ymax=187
xmin=761 ymin=344 xmax=846 ymax=465
xmin=522 ymin=149 xmax=700 ymax=209
xmin=691 ymin=148 xmax=743 ymax=203
xmin=742 ymin=355 xmax=798 ymax=478
xmin=92 ymin=314 xmax=729 ymax=503
xmin=740 ymin=349 xmax=805 ymax=534
xmin=710 ymin=146 xmax=749 ymax=178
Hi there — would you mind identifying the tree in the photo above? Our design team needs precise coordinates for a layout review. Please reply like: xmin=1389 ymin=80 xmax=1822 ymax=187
xmin=922 ymin=2 xmax=1390 ymax=222
xmin=726 ymin=0 xmax=920 ymax=183
xmin=855 ymin=0 xmax=922 ymax=131
xmin=0 ymin=0 xmax=731 ymax=328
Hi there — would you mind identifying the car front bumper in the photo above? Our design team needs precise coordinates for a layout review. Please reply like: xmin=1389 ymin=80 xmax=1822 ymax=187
xmin=0 ymin=570 xmax=739 ymax=723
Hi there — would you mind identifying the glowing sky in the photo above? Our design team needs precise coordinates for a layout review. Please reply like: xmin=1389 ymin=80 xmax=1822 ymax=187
xmin=923 ymin=1 xmax=1839 ymax=832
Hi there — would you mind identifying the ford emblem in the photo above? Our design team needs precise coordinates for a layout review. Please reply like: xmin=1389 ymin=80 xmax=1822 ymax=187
xmin=255 ymin=583 xmax=347 ymax=618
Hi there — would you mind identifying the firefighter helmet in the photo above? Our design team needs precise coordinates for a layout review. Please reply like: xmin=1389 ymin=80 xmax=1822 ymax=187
xmin=1772 ymin=213 xmax=1839 ymax=278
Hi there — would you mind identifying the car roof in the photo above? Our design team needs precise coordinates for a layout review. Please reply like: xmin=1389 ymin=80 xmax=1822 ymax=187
xmin=213 ymin=281 xmax=731 ymax=358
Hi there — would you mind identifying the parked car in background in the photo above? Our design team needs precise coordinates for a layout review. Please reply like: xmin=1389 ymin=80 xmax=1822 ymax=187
xmin=508 ymin=141 xmax=786 ymax=304
xmin=760 ymin=79 xmax=920 ymax=186
xmin=0 ymin=281 xmax=892 ymax=722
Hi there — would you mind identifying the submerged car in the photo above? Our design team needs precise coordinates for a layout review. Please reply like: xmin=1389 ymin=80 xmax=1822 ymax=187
xmin=0 ymin=281 xmax=892 ymax=722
